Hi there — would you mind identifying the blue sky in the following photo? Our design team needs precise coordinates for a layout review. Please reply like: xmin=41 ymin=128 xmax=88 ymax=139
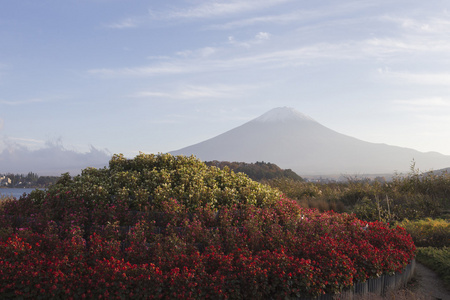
xmin=2 ymin=0 xmax=450 ymax=174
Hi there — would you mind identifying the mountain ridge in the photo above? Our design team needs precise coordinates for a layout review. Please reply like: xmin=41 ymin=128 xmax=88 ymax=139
xmin=170 ymin=107 xmax=450 ymax=175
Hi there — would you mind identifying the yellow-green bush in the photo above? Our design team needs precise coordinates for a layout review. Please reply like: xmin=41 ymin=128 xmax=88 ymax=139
xmin=397 ymin=218 xmax=450 ymax=247
xmin=32 ymin=153 xmax=282 ymax=211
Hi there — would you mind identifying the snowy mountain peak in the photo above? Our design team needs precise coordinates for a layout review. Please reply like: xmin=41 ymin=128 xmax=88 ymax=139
xmin=171 ymin=106 xmax=450 ymax=175
xmin=252 ymin=107 xmax=316 ymax=123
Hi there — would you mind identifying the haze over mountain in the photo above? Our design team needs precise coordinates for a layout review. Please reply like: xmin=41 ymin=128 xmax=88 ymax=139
xmin=171 ymin=107 xmax=450 ymax=176
xmin=0 ymin=142 xmax=110 ymax=176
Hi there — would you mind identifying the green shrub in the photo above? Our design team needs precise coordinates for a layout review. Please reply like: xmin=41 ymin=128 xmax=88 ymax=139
xmin=267 ymin=171 xmax=450 ymax=221
xmin=265 ymin=179 xmax=346 ymax=212
xmin=206 ymin=161 xmax=303 ymax=181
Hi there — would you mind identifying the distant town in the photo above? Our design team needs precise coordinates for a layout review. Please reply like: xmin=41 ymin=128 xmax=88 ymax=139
xmin=0 ymin=172 xmax=60 ymax=188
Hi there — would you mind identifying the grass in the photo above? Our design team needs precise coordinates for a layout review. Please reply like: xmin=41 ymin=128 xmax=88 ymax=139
xmin=416 ymin=247 xmax=450 ymax=291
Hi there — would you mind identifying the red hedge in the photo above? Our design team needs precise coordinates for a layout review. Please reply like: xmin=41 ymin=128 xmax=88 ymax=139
xmin=0 ymin=197 xmax=415 ymax=299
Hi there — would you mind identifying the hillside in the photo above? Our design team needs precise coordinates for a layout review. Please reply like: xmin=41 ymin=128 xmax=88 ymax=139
xmin=171 ymin=107 xmax=450 ymax=175
xmin=204 ymin=161 xmax=303 ymax=182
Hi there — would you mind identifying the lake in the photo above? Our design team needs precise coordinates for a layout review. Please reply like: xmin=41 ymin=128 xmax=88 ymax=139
xmin=0 ymin=188 xmax=44 ymax=199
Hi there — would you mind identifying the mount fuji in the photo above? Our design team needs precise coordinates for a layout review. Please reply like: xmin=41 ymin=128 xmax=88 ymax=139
xmin=170 ymin=107 xmax=450 ymax=176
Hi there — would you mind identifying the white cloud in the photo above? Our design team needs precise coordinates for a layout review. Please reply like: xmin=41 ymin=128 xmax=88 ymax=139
xmin=391 ymin=97 xmax=450 ymax=127
xmin=106 ymin=18 xmax=139 ymax=29
xmin=89 ymin=41 xmax=358 ymax=77
xmin=394 ymin=97 xmax=450 ymax=109
xmin=7 ymin=137 xmax=45 ymax=150
xmin=89 ymin=63 xmax=198 ymax=77
xmin=228 ymin=32 xmax=271 ymax=48
xmin=366 ymin=37 xmax=450 ymax=54
xmin=130 ymin=84 xmax=255 ymax=100
xmin=0 ymin=140 xmax=110 ymax=175
xmin=364 ymin=15 xmax=450 ymax=57
xmin=255 ymin=32 xmax=271 ymax=41
xmin=0 ymin=118 xmax=3 ymax=131
xmin=198 ymin=47 xmax=217 ymax=57
xmin=382 ymin=15 xmax=450 ymax=35
xmin=209 ymin=11 xmax=302 ymax=30
xmin=92 ymin=5 xmax=450 ymax=80
xmin=104 ymin=0 xmax=293 ymax=33
xmin=208 ymin=1 xmax=379 ymax=30
xmin=176 ymin=47 xmax=217 ymax=58
xmin=378 ymin=69 xmax=450 ymax=85
xmin=156 ymin=0 xmax=293 ymax=19
xmin=0 ymin=98 xmax=47 ymax=106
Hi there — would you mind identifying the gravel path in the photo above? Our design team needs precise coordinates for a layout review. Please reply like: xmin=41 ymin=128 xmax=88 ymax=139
xmin=414 ymin=262 xmax=450 ymax=300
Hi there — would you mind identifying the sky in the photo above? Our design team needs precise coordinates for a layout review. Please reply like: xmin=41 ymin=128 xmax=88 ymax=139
xmin=2 ymin=0 xmax=450 ymax=174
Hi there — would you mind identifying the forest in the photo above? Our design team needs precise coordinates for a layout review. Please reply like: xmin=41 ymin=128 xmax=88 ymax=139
xmin=0 ymin=172 xmax=60 ymax=188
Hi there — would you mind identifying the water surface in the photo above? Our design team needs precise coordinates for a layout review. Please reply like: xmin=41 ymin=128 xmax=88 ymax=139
xmin=0 ymin=188 xmax=43 ymax=199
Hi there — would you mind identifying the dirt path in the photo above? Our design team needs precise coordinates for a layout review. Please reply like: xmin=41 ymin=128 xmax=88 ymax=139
xmin=413 ymin=262 xmax=450 ymax=300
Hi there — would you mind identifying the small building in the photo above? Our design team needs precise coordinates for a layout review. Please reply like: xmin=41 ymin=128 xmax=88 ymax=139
xmin=0 ymin=177 xmax=12 ymax=186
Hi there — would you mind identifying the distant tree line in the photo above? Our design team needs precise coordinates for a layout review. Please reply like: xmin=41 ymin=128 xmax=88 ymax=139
xmin=0 ymin=172 xmax=60 ymax=188
xmin=204 ymin=161 xmax=303 ymax=182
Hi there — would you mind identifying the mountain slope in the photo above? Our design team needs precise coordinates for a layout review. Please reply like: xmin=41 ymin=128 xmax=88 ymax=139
xmin=170 ymin=107 xmax=450 ymax=175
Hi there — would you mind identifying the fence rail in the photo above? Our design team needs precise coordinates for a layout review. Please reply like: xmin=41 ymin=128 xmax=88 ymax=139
xmin=308 ymin=260 xmax=416 ymax=300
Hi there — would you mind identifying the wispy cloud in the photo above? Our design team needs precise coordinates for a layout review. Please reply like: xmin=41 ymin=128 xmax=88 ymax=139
xmin=209 ymin=11 xmax=304 ymax=30
xmin=0 ymin=118 xmax=4 ymax=131
xmin=105 ymin=17 xmax=140 ymax=29
xmin=92 ymin=5 xmax=450 ymax=83
xmin=0 ymin=98 xmax=48 ymax=106
xmin=394 ymin=97 xmax=450 ymax=109
xmin=8 ymin=137 xmax=46 ymax=147
xmin=392 ymin=98 xmax=450 ymax=128
xmin=89 ymin=40 xmax=358 ymax=77
xmin=363 ymin=14 xmax=450 ymax=57
xmin=366 ymin=37 xmax=450 ymax=55
xmin=89 ymin=63 xmax=199 ymax=77
xmin=153 ymin=0 xmax=293 ymax=19
xmin=130 ymin=84 xmax=255 ymax=100
xmin=378 ymin=69 xmax=450 ymax=85
xmin=105 ymin=0 xmax=294 ymax=29
xmin=208 ymin=1 xmax=378 ymax=30
xmin=382 ymin=15 xmax=450 ymax=35
xmin=176 ymin=47 xmax=217 ymax=58
xmin=228 ymin=32 xmax=271 ymax=48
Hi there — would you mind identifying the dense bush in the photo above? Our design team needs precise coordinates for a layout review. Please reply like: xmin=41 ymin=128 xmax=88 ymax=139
xmin=205 ymin=161 xmax=303 ymax=181
xmin=0 ymin=198 xmax=415 ymax=299
xmin=0 ymin=154 xmax=417 ymax=299
xmin=29 ymin=153 xmax=281 ymax=212
xmin=267 ymin=171 xmax=450 ymax=221
xmin=397 ymin=218 xmax=450 ymax=248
